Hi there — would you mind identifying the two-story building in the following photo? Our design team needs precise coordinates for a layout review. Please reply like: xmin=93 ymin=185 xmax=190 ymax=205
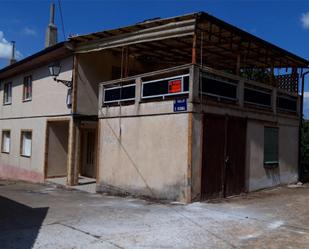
xmin=0 ymin=12 xmax=308 ymax=202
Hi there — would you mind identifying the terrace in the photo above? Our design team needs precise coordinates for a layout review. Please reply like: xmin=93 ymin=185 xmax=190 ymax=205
xmin=69 ymin=12 xmax=308 ymax=118
xmin=98 ymin=64 xmax=300 ymax=119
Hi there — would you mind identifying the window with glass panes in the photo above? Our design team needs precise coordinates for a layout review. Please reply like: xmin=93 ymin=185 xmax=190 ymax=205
xmin=23 ymin=76 xmax=32 ymax=101
xmin=20 ymin=131 xmax=32 ymax=157
xmin=1 ymin=130 xmax=10 ymax=153
xmin=3 ymin=82 xmax=12 ymax=104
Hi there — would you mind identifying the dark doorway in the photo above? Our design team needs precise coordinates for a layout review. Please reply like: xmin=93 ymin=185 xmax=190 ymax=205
xmin=201 ymin=114 xmax=247 ymax=200
xmin=80 ymin=128 xmax=97 ymax=178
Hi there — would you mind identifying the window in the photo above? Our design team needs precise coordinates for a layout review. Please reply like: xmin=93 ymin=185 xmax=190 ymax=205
xmin=200 ymin=73 xmax=237 ymax=101
xmin=264 ymin=127 xmax=279 ymax=167
xmin=277 ymin=95 xmax=297 ymax=112
xmin=244 ymin=85 xmax=272 ymax=108
xmin=3 ymin=82 xmax=12 ymax=105
xmin=1 ymin=130 xmax=10 ymax=153
xmin=103 ymin=81 xmax=136 ymax=104
xmin=142 ymin=75 xmax=189 ymax=99
xmin=23 ymin=76 xmax=32 ymax=101
xmin=20 ymin=131 xmax=32 ymax=157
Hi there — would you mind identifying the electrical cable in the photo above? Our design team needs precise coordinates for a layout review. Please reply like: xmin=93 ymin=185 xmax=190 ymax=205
xmin=58 ymin=0 xmax=66 ymax=40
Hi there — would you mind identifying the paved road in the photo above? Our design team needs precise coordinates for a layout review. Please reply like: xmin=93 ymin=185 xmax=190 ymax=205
xmin=1 ymin=180 xmax=309 ymax=249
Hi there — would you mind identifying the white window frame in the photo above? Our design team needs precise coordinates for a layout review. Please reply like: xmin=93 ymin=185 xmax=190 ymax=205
xmin=1 ymin=130 xmax=11 ymax=154
xmin=3 ymin=82 xmax=12 ymax=105
xmin=20 ymin=130 xmax=32 ymax=157
xmin=103 ymin=83 xmax=136 ymax=104
xmin=141 ymin=74 xmax=189 ymax=99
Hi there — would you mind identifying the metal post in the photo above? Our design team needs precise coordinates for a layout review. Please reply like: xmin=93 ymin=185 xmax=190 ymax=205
xmin=298 ymin=70 xmax=309 ymax=182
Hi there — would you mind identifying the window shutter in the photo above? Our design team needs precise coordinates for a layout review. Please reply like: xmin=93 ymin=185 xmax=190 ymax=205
xmin=264 ymin=127 xmax=279 ymax=165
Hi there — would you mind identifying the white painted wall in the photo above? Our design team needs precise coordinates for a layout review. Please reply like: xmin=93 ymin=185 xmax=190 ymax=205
xmin=246 ymin=119 xmax=298 ymax=191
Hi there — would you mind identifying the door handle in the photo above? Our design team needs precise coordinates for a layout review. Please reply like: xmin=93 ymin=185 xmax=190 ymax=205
xmin=225 ymin=156 xmax=229 ymax=167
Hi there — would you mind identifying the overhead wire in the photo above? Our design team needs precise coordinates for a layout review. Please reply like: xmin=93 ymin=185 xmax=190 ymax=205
xmin=58 ymin=0 xmax=66 ymax=40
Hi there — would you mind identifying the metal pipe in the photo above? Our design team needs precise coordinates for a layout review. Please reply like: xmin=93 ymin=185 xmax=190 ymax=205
xmin=298 ymin=69 xmax=309 ymax=181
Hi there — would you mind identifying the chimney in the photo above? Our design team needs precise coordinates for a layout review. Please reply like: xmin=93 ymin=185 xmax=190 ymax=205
xmin=9 ymin=41 xmax=17 ymax=65
xmin=45 ymin=3 xmax=58 ymax=48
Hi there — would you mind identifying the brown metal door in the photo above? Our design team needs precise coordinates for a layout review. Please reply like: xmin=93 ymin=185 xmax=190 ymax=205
xmin=224 ymin=116 xmax=247 ymax=197
xmin=201 ymin=114 xmax=226 ymax=199
xmin=201 ymin=114 xmax=246 ymax=200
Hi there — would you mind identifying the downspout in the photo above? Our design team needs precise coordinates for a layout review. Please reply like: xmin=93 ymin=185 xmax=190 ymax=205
xmin=298 ymin=69 xmax=309 ymax=181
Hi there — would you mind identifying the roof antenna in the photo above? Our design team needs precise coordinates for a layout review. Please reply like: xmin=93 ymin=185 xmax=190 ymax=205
xmin=9 ymin=41 xmax=17 ymax=65
xmin=45 ymin=2 xmax=58 ymax=48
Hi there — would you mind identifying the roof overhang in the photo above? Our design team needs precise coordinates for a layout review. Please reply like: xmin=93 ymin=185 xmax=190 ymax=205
xmin=72 ymin=18 xmax=196 ymax=54
xmin=70 ymin=12 xmax=309 ymax=69
xmin=0 ymin=42 xmax=73 ymax=81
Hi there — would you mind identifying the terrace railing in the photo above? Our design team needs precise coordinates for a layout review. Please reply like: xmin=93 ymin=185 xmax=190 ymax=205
xmin=99 ymin=64 xmax=299 ymax=116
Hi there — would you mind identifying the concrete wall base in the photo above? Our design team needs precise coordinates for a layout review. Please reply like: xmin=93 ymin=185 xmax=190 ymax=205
xmin=0 ymin=164 xmax=44 ymax=183
xmin=96 ymin=182 xmax=189 ymax=203
xmin=249 ymin=171 xmax=298 ymax=192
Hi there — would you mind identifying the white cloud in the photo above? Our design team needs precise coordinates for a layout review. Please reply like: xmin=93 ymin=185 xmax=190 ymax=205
xmin=0 ymin=31 xmax=22 ymax=60
xmin=0 ymin=31 xmax=13 ymax=59
xmin=301 ymin=12 xmax=309 ymax=29
xmin=22 ymin=27 xmax=37 ymax=36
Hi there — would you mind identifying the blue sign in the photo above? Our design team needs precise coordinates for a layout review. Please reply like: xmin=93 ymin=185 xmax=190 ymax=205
xmin=174 ymin=98 xmax=187 ymax=112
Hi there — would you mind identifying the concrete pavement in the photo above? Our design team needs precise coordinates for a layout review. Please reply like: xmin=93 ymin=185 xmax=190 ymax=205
xmin=1 ymin=180 xmax=309 ymax=249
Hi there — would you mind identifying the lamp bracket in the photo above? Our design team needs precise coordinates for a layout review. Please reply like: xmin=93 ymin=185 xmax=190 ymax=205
xmin=54 ymin=77 xmax=73 ymax=88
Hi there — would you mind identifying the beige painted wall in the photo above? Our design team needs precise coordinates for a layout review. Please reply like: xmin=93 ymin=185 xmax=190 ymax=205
xmin=246 ymin=119 xmax=298 ymax=191
xmin=97 ymin=113 xmax=189 ymax=201
xmin=0 ymin=56 xmax=73 ymax=118
xmin=76 ymin=50 xmax=150 ymax=115
xmin=0 ymin=117 xmax=46 ymax=182
xmin=0 ymin=56 xmax=73 ymax=182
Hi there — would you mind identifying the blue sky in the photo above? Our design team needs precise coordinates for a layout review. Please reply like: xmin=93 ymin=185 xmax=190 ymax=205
xmin=0 ymin=0 xmax=309 ymax=115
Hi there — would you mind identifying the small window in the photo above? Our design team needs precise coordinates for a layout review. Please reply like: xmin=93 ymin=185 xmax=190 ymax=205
xmin=103 ymin=82 xmax=136 ymax=104
xmin=244 ymin=86 xmax=272 ymax=107
xmin=264 ymin=127 xmax=279 ymax=167
xmin=200 ymin=74 xmax=237 ymax=101
xmin=3 ymin=82 xmax=12 ymax=105
xmin=23 ymin=76 xmax=32 ymax=101
xmin=1 ymin=130 xmax=10 ymax=154
xmin=20 ymin=131 xmax=32 ymax=157
xmin=142 ymin=75 xmax=189 ymax=99
xmin=277 ymin=95 xmax=297 ymax=112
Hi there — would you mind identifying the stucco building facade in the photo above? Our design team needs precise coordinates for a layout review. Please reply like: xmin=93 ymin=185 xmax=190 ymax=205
xmin=0 ymin=12 xmax=308 ymax=202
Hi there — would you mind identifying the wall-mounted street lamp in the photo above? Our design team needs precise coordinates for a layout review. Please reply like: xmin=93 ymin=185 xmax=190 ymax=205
xmin=48 ymin=62 xmax=73 ymax=108
xmin=48 ymin=63 xmax=72 ymax=88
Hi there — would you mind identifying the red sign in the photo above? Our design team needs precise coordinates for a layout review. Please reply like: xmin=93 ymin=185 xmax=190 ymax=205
xmin=168 ymin=79 xmax=182 ymax=93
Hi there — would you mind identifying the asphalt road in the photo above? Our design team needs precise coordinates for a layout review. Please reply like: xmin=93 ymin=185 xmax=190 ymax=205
xmin=1 ymin=180 xmax=309 ymax=249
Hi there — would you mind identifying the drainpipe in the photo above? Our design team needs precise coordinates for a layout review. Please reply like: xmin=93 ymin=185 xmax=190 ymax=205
xmin=298 ymin=70 xmax=309 ymax=182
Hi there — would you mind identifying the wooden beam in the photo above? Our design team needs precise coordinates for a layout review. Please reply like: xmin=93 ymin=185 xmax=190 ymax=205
xmin=192 ymin=33 xmax=197 ymax=64
xmin=236 ymin=54 xmax=241 ymax=75
xmin=75 ymin=19 xmax=196 ymax=53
